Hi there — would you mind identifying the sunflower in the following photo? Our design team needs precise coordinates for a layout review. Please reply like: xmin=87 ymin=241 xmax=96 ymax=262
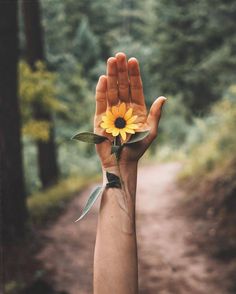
xmin=100 ymin=102 xmax=138 ymax=141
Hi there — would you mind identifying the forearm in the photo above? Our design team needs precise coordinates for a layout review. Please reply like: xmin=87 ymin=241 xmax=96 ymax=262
xmin=93 ymin=162 xmax=138 ymax=294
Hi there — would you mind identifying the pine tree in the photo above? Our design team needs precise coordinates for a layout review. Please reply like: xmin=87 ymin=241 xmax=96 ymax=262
xmin=151 ymin=0 xmax=236 ymax=113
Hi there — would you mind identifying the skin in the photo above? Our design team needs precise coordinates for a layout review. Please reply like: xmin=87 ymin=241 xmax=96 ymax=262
xmin=93 ymin=52 xmax=166 ymax=294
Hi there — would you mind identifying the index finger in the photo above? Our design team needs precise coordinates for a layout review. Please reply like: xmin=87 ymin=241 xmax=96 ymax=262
xmin=95 ymin=75 xmax=107 ymax=115
xmin=128 ymin=58 xmax=145 ymax=106
xmin=107 ymin=57 xmax=119 ymax=106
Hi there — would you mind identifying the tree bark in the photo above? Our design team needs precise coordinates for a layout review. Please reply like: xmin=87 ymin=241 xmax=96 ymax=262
xmin=22 ymin=0 xmax=59 ymax=188
xmin=0 ymin=0 xmax=28 ymax=244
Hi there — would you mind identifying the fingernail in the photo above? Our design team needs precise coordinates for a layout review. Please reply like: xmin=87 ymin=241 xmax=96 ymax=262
xmin=160 ymin=96 xmax=167 ymax=101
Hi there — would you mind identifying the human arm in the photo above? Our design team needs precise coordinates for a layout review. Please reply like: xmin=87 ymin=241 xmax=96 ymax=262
xmin=93 ymin=52 xmax=166 ymax=294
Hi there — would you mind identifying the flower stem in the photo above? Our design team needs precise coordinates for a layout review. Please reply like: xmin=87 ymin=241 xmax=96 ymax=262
xmin=113 ymin=136 xmax=131 ymax=222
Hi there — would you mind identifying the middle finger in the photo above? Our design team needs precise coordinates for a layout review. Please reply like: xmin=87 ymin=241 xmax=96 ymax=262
xmin=116 ymin=52 xmax=130 ymax=103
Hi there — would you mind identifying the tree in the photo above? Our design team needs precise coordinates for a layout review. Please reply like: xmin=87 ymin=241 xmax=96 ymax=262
xmin=22 ymin=0 xmax=59 ymax=188
xmin=0 ymin=0 xmax=28 ymax=243
xmin=73 ymin=17 xmax=100 ymax=74
xmin=150 ymin=0 xmax=236 ymax=113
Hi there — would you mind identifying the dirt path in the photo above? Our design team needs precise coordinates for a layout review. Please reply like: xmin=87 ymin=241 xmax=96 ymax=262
xmin=37 ymin=163 xmax=227 ymax=294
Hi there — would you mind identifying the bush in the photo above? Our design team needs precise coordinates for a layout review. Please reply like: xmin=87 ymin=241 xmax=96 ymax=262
xmin=27 ymin=174 xmax=100 ymax=225
xmin=180 ymin=86 xmax=236 ymax=179
xmin=178 ymin=86 xmax=236 ymax=271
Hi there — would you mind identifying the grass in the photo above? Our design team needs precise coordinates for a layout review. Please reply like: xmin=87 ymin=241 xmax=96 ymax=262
xmin=179 ymin=89 xmax=236 ymax=182
xmin=175 ymin=87 xmax=236 ymax=274
xmin=27 ymin=174 xmax=101 ymax=225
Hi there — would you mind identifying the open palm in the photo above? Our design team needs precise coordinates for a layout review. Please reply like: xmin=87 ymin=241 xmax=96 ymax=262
xmin=94 ymin=52 xmax=166 ymax=169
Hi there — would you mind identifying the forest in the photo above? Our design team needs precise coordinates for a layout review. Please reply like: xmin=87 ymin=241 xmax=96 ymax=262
xmin=1 ymin=0 xmax=236 ymax=293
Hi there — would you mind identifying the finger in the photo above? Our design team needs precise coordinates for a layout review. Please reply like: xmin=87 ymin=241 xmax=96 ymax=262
xmin=128 ymin=57 xmax=145 ymax=105
xmin=147 ymin=96 xmax=167 ymax=139
xmin=107 ymin=57 xmax=119 ymax=106
xmin=116 ymin=52 xmax=130 ymax=103
xmin=95 ymin=75 xmax=107 ymax=115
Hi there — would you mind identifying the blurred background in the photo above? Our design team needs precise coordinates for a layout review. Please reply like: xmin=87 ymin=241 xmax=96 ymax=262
xmin=0 ymin=0 xmax=236 ymax=293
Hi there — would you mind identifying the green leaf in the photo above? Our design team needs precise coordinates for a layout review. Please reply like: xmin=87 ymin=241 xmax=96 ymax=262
xmin=106 ymin=172 xmax=120 ymax=183
xmin=111 ymin=145 xmax=123 ymax=160
xmin=71 ymin=132 xmax=108 ymax=144
xmin=106 ymin=181 xmax=122 ymax=188
xmin=106 ymin=172 xmax=121 ymax=189
xmin=75 ymin=186 xmax=103 ymax=222
xmin=125 ymin=130 xmax=150 ymax=145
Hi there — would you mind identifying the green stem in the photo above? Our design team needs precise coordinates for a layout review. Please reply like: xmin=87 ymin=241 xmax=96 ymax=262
xmin=113 ymin=135 xmax=130 ymax=218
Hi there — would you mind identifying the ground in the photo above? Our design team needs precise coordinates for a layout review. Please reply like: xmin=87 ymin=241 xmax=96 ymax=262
xmin=37 ymin=163 xmax=228 ymax=294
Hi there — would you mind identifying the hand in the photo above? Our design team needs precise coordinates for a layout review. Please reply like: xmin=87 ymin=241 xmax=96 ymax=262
xmin=94 ymin=52 xmax=166 ymax=169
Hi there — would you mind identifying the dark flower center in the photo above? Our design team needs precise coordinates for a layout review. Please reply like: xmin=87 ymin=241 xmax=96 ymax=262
xmin=114 ymin=117 xmax=126 ymax=129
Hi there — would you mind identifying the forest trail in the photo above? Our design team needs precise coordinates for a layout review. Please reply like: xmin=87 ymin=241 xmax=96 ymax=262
xmin=37 ymin=162 xmax=227 ymax=294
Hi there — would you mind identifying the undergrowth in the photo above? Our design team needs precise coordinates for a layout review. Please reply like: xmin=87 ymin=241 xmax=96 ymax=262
xmin=176 ymin=86 xmax=236 ymax=292
xmin=180 ymin=87 xmax=236 ymax=180
xmin=27 ymin=174 xmax=100 ymax=225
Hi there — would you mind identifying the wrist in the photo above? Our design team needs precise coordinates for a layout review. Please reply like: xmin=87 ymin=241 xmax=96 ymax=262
xmin=119 ymin=161 xmax=138 ymax=182
xmin=102 ymin=161 xmax=138 ymax=184
xmin=101 ymin=160 xmax=138 ymax=234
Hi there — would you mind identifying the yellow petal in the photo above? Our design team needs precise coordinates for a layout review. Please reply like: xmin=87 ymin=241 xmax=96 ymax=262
xmin=106 ymin=128 xmax=113 ymax=133
xmin=124 ymin=128 xmax=135 ymax=134
xmin=118 ymin=102 xmax=126 ymax=117
xmin=124 ymin=108 xmax=133 ymax=120
xmin=102 ymin=119 xmax=111 ymax=125
xmin=100 ymin=122 xmax=111 ymax=129
xmin=120 ymin=130 xmax=127 ymax=140
xmin=102 ymin=121 xmax=114 ymax=128
xmin=106 ymin=110 xmax=115 ymax=121
xmin=111 ymin=106 xmax=119 ymax=117
xmin=127 ymin=115 xmax=138 ymax=124
xmin=102 ymin=115 xmax=111 ymax=123
xmin=112 ymin=128 xmax=120 ymax=137
xmin=126 ymin=123 xmax=139 ymax=129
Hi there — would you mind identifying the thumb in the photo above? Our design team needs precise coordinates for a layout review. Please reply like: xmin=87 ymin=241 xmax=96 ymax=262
xmin=147 ymin=96 xmax=167 ymax=138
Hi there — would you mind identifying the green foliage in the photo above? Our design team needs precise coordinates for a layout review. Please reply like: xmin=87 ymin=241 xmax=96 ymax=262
xmin=175 ymin=88 xmax=236 ymax=271
xmin=75 ymin=186 xmax=103 ymax=221
xmin=19 ymin=57 xmax=97 ymax=193
xmin=180 ymin=86 xmax=236 ymax=179
xmin=54 ymin=59 xmax=98 ymax=178
xmin=55 ymin=57 xmax=93 ymax=128
xmin=28 ymin=175 xmax=100 ymax=224
xmin=4 ymin=280 xmax=24 ymax=294
xmin=19 ymin=0 xmax=236 ymax=199
xmin=57 ymin=141 xmax=100 ymax=178
xmin=151 ymin=0 xmax=236 ymax=112
xmin=40 ymin=0 xmax=236 ymax=114
xmin=19 ymin=61 xmax=62 ymax=111
xmin=126 ymin=130 xmax=150 ymax=144
xmin=23 ymin=138 xmax=41 ymax=194
xmin=72 ymin=132 xmax=108 ymax=144
xmin=22 ymin=120 xmax=51 ymax=141
xmin=73 ymin=17 xmax=100 ymax=74
xmin=106 ymin=172 xmax=122 ymax=189
xmin=41 ymin=0 xmax=147 ymax=80
xmin=19 ymin=61 xmax=65 ymax=141
xmin=158 ymin=96 xmax=191 ymax=146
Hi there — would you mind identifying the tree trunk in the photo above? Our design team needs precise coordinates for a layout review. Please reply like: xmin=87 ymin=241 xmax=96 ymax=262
xmin=0 ymin=0 xmax=28 ymax=244
xmin=22 ymin=0 xmax=59 ymax=188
